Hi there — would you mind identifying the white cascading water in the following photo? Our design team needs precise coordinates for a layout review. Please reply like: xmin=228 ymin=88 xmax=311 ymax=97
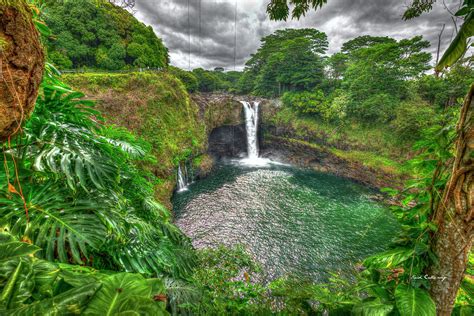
xmin=177 ymin=164 xmax=189 ymax=192
xmin=240 ymin=101 xmax=260 ymax=159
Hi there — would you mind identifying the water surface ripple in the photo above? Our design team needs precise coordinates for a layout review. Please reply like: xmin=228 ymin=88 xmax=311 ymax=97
xmin=173 ymin=162 xmax=399 ymax=282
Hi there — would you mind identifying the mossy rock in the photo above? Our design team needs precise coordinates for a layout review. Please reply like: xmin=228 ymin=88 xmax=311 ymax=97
xmin=0 ymin=0 xmax=44 ymax=140
xmin=63 ymin=72 xmax=207 ymax=206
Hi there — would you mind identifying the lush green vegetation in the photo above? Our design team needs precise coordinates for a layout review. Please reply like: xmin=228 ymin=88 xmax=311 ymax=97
xmin=262 ymin=1 xmax=474 ymax=315
xmin=1 ymin=0 xmax=472 ymax=314
xmin=0 ymin=61 xmax=196 ymax=312
xmin=239 ymin=28 xmax=328 ymax=96
xmin=42 ymin=0 xmax=168 ymax=70
xmin=0 ymin=232 xmax=169 ymax=314
xmin=250 ymin=29 xmax=472 ymax=177
xmin=169 ymin=66 xmax=242 ymax=93
xmin=61 ymin=71 xmax=208 ymax=205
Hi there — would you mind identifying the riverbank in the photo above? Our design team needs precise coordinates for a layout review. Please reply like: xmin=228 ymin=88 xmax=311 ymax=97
xmin=63 ymin=72 xmax=208 ymax=206
xmin=261 ymin=104 xmax=412 ymax=192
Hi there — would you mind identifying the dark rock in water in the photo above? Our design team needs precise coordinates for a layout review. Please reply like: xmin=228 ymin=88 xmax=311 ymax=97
xmin=208 ymin=124 xmax=248 ymax=158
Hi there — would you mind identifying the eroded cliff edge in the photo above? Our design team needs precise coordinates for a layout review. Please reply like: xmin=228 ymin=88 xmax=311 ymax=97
xmin=65 ymin=72 xmax=405 ymax=207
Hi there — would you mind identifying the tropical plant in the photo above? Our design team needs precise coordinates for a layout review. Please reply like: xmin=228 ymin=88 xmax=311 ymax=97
xmin=0 ymin=232 xmax=169 ymax=315
xmin=411 ymin=0 xmax=473 ymax=72
xmin=0 ymin=62 xmax=195 ymax=278
xmin=240 ymin=28 xmax=328 ymax=96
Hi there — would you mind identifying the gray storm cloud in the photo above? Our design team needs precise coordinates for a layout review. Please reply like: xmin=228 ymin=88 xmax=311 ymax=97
xmin=134 ymin=0 xmax=463 ymax=70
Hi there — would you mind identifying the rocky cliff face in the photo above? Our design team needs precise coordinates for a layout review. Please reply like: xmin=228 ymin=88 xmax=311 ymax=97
xmin=259 ymin=100 xmax=405 ymax=191
xmin=191 ymin=93 xmax=269 ymax=159
xmin=63 ymin=75 xmax=262 ymax=205
xmin=64 ymin=72 xmax=207 ymax=207
xmin=61 ymin=73 xmax=403 ymax=205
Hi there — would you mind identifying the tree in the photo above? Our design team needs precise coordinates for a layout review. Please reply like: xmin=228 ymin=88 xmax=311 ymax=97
xmin=341 ymin=35 xmax=396 ymax=55
xmin=266 ymin=0 xmax=327 ymax=21
xmin=428 ymin=84 xmax=473 ymax=315
xmin=0 ymin=0 xmax=44 ymax=140
xmin=417 ymin=63 xmax=474 ymax=108
xmin=266 ymin=0 xmax=432 ymax=21
xmin=192 ymin=68 xmax=224 ymax=92
xmin=267 ymin=0 xmax=473 ymax=71
xmin=342 ymin=36 xmax=431 ymax=122
xmin=326 ymin=52 xmax=348 ymax=81
xmin=282 ymin=89 xmax=325 ymax=114
xmin=168 ymin=66 xmax=199 ymax=92
xmin=266 ymin=1 xmax=473 ymax=314
xmin=243 ymin=28 xmax=328 ymax=96
xmin=43 ymin=0 xmax=168 ymax=69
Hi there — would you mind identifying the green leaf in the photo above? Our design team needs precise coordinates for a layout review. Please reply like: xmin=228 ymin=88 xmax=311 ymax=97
xmin=7 ymin=282 xmax=101 ymax=316
xmin=57 ymin=264 xmax=105 ymax=288
xmin=164 ymin=277 xmax=202 ymax=316
xmin=32 ymin=260 xmax=59 ymax=299
xmin=452 ymin=305 xmax=474 ymax=316
xmin=0 ymin=259 xmax=34 ymax=310
xmin=455 ymin=6 xmax=471 ymax=17
xmin=395 ymin=285 xmax=436 ymax=316
xmin=436 ymin=12 xmax=474 ymax=71
xmin=352 ymin=298 xmax=394 ymax=316
xmin=0 ymin=242 xmax=40 ymax=262
xmin=364 ymin=248 xmax=414 ymax=269
xmin=84 ymin=273 xmax=167 ymax=315
xmin=0 ymin=183 xmax=109 ymax=265
xmin=33 ymin=20 xmax=52 ymax=37
xmin=460 ymin=276 xmax=474 ymax=299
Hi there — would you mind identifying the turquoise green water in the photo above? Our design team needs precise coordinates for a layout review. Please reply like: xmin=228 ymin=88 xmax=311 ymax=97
xmin=173 ymin=162 xmax=399 ymax=281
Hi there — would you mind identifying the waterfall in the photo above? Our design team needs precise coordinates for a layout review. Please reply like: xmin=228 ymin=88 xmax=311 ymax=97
xmin=177 ymin=163 xmax=189 ymax=192
xmin=240 ymin=101 xmax=260 ymax=159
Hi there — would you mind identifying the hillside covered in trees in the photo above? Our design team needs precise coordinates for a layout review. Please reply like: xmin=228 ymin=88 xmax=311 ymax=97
xmin=43 ymin=0 xmax=169 ymax=70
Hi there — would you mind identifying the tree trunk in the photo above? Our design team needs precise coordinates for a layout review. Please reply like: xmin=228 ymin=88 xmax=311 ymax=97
xmin=0 ymin=0 xmax=44 ymax=140
xmin=429 ymin=84 xmax=473 ymax=315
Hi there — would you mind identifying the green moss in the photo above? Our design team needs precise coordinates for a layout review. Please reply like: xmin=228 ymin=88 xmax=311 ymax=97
xmin=0 ymin=0 xmax=31 ymax=16
xmin=0 ymin=36 xmax=8 ymax=52
xmin=193 ymin=153 xmax=213 ymax=177
xmin=63 ymin=72 xmax=207 ymax=205
xmin=329 ymin=148 xmax=408 ymax=176
xmin=268 ymin=135 xmax=323 ymax=151
xmin=267 ymin=106 xmax=407 ymax=160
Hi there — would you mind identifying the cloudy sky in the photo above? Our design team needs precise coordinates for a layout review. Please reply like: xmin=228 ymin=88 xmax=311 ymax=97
xmin=133 ymin=0 xmax=464 ymax=70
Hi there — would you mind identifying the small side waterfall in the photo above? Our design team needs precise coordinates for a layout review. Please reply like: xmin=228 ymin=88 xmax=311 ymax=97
xmin=177 ymin=163 xmax=190 ymax=192
xmin=240 ymin=101 xmax=260 ymax=159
